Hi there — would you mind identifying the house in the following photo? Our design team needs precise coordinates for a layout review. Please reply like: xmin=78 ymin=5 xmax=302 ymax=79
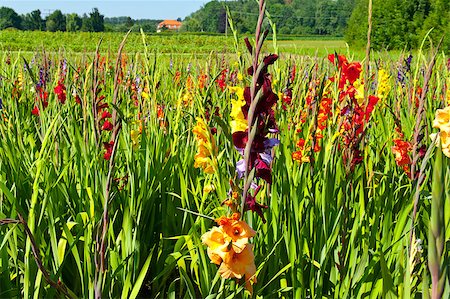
xmin=157 ymin=20 xmax=182 ymax=32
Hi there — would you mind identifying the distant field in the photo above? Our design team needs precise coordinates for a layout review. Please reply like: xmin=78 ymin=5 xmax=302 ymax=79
xmin=271 ymin=39 xmax=353 ymax=58
xmin=0 ymin=30 xmax=358 ymax=57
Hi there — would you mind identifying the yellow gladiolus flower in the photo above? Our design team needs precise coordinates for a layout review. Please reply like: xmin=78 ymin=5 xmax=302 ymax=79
xmin=432 ymin=106 xmax=450 ymax=157
xmin=433 ymin=106 xmax=450 ymax=132
xmin=229 ymin=86 xmax=248 ymax=133
xmin=192 ymin=118 xmax=217 ymax=174
xmin=377 ymin=69 xmax=391 ymax=100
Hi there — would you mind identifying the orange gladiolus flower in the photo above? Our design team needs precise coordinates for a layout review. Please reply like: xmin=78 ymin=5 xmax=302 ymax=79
xmin=218 ymin=244 xmax=257 ymax=293
xmin=201 ymin=217 xmax=257 ymax=293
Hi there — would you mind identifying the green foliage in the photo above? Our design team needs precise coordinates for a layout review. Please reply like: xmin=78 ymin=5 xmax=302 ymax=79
xmin=21 ymin=10 xmax=44 ymax=31
xmin=346 ymin=0 xmax=450 ymax=51
xmin=182 ymin=1 xmax=227 ymax=33
xmin=66 ymin=13 xmax=82 ymax=32
xmin=105 ymin=17 xmax=162 ymax=33
xmin=183 ymin=0 xmax=355 ymax=36
xmin=46 ymin=10 xmax=66 ymax=32
xmin=89 ymin=8 xmax=104 ymax=32
xmin=0 ymin=6 xmax=21 ymax=30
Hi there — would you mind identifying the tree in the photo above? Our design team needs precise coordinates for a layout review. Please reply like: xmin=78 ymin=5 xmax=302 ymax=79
xmin=66 ymin=13 xmax=82 ymax=32
xmin=22 ymin=9 xmax=43 ymax=30
xmin=89 ymin=8 xmax=104 ymax=32
xmin=81 ymin=14 xmax=93 ymax=32
xmin=346 ymin=0 xmax=440 ymax=50
xmin=422 ymin=0 xmax=450 ymax=48
xmin=0 ymin=6 xmax=21 ymax=30
xmin=46 ymin=10 xmax=66 ymax=32
xmin=123 ymin=17 xmax=134 ymax=29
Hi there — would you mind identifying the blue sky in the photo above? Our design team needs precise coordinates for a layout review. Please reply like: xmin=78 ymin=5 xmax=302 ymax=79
xmin=0 ymin=0 xmax=210 ymax=19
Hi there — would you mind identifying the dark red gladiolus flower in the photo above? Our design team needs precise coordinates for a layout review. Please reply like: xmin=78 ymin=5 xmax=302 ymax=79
xmin=232 ymin=131 xmax=248 ymax=149
xmin=244 ymin=185 xmax=268 ymax=223
xmin=244 ymin=37 xmax=253 ymax=55
xmin=263 ymin=54 xmax=278 ymax=66
xmin=255 ymin=159 xmax=272 ymax=184
xmin=97 ymin=102 xmax=108 ymax=112
xmin=103 ymin=141 xmax=114 ymax=160
xmin=75 ymin=94 xmax=81 ymax=104
xmin=232 ymin=48 xmax=280 ymax=222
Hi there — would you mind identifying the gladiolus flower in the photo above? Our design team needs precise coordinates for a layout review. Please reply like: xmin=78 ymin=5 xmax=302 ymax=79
xmin=100 ymin=111 xmax=112 ymax=120
xmin=103 ymin=141 xmax=114 ymax=160
xmin=217 ymin=69 xmax=228 ymax=91
xmin=102 ymin=120 xmax=113 ymax=131
xmin=377 ymin=69 xmax=391 ymax=99
xmin=54 ymin=81 xmax=66 ymax=104
xmin=202 ymin=217 xmax=257 ymax=293
xmin=433 ymin=106 xmax=450 ymax=132
xmin=391 ymin=138 xmax=413 ymax=176
xmin=31 ymin=106 xmax=39 ymax=116
xmin=218 ymin=244 xmax=257 ymax=293
xmin=229 ymin=86 xmax=248 ymax=133
xmin=432 ymin=106 xmax=450 ymax=158
xmin=192 ymin=118 xmax=217 ymax=174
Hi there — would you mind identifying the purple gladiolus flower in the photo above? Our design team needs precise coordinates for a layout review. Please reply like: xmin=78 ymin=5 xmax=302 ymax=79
xmin=236 ymin=159 xmax=245 ymax=178
xmin=264 ymin=138 xmax=280 ymax=149
xmin=259 ymin=153 xmax=272 ymax=165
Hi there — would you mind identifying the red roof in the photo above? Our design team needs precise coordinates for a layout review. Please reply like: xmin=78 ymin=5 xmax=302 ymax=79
xmin=157 ymin=20 xmax=182 ymax=29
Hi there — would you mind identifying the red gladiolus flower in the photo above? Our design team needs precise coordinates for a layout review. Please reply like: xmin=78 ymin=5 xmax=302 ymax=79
xmin=328 ymin=54 xmax=347 ymax=68
xmin=102 ymin=120 xmax=113 ymax=131
xmin=75 ymin=94 xmax=81 ymax=105
xmin=392 ymin=139 xmax=412 ymax=177
xmin=365 ymin=95 xmax=379 ymax=121
xmin=290 ymin=65 xmax=296 ymax=82
xmin=217 ymin=69 xmax=228 ymax=91
xmin=103 ymin=141 xmax=114 ymax=160
xmin=100 ymin=110 xmax=112 ymax=120
xmin=342 ymin=62 xmax=362 ymax=85
xmin=54 ymin=81 xmax=66 ymax=104
xmin=32 ymin=106 xmax=39 ymax=116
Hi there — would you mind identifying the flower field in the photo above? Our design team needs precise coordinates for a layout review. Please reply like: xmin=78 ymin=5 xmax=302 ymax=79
xmin=1 ymin=6 xmax=450 ymax=299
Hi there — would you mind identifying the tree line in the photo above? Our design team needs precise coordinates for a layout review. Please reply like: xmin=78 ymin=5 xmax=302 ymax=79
xmin=0 ymin=7 xmax=161 ymax=33
xmin=0 ymin=7 xmax=105 ymax=32
xmin=182 ymin=0 xmax=355 ymax=36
